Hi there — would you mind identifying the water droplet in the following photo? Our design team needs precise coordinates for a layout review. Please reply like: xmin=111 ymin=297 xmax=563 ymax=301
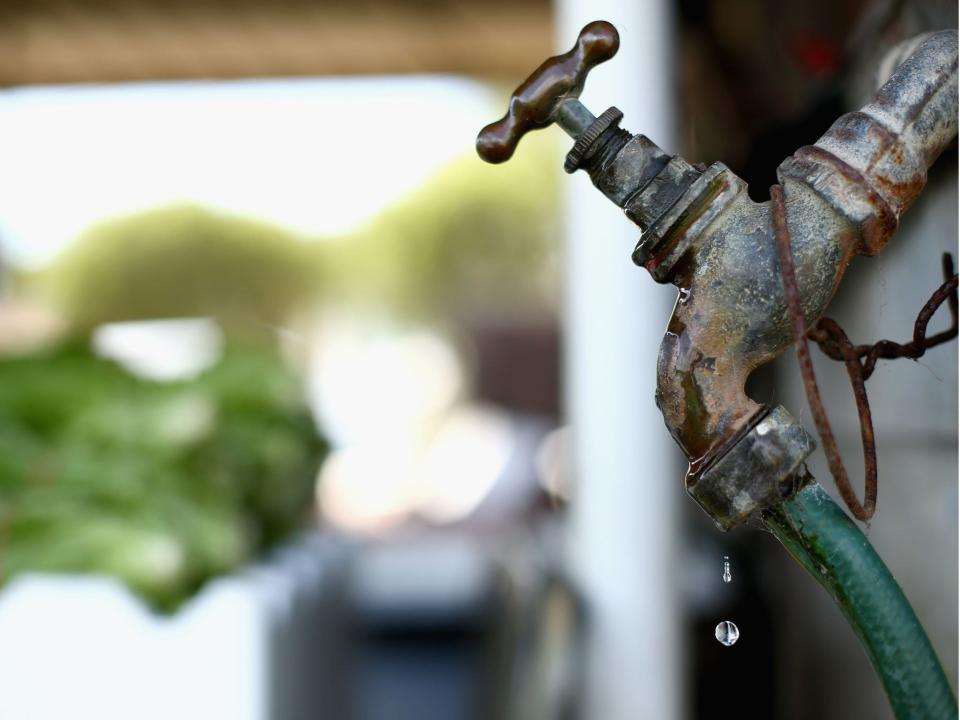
xmin=715 ymin=620 xmax=740 ymax=646
xmin=722 ymin=556 xmax=732 ymax=583
xmin=678 ymin=288 xmax=692 ymax=305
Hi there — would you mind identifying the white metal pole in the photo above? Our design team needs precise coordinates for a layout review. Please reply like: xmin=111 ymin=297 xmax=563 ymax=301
xmin=556 ymin=2 xmax=685 ymax=718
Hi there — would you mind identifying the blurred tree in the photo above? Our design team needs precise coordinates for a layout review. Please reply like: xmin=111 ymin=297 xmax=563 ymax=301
xmin=36 ymin=135 xmax=558 ymax=332
xmin=43 ymin=205 xmax=319 ymax=334
xmin=320 ymin=133 xmax=560 ymax=321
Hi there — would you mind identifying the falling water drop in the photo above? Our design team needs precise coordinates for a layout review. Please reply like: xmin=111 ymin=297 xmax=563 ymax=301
xmin=722 ymin=556 xmax=732 ymax=583
xmin=715 ymin=620 xmax=740 ymax=647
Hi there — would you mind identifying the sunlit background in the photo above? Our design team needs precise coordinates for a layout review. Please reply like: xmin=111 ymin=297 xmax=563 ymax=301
xmin=0 ymin=77 xmax=496 ymax=267
xmin=0 ymin=1 xmax=954 ymax=719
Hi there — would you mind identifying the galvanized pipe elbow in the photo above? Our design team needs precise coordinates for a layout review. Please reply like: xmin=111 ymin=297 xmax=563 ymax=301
xmin=623 ymin=30 xmax=957 ymax=529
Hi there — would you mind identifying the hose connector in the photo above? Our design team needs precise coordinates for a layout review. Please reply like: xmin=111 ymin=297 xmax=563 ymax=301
xmin=687 ymin=405 xmax=815 ymax=530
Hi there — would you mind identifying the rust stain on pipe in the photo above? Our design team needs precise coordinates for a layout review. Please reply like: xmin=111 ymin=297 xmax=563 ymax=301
xmin=477 ymin=24 xmax=958 ymax=530
xmin=648 ymin=31 xmax=957 ymax=526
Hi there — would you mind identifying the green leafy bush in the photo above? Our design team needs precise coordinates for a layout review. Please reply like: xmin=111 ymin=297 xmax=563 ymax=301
xmin=0 ymin=342 xmax=326 ymax=612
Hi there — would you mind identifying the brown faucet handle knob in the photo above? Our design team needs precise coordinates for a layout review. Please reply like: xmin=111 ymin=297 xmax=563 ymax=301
xmin=476 ymin=20 xmax=620 ymax=164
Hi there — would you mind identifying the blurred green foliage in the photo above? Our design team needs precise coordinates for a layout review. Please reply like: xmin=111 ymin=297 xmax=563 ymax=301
xmin=44 ymin=205 xmax=319 ymax=334
xmin=37 ymin=136 xmax=559 ymax=331
xmin=0 ymin=343 xmax=326 ymax=612
xmin=321 ymin=134 xmax=560 ymax=319
xmin=2 ymin=137 xmax=557 ymax=609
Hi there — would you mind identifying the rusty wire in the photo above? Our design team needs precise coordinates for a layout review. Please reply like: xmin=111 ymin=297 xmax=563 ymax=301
xmin=770 ymin=184 xmax=875 ymax=520
xmin=809 ymin=254 xmax=959 ymax=379
xmin=771 ymin=183 xmax=959 ymax=522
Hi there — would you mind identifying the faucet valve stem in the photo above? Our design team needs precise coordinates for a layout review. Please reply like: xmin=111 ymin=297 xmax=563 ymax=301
xmin=554 ymin=98 xmax=597 ymax=138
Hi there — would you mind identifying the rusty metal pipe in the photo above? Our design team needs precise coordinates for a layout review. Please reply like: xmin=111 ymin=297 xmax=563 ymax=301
xmin=477 ymin=23 xmax=958 ymax=717
xmin=634 ymin=30 xmax=957 ymax=528
xmin=477 ymin=25 xmax=957 ymax=530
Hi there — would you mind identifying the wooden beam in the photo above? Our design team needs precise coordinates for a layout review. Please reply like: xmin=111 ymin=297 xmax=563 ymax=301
xmin=0 ymin=1 xmax=553 ymax=85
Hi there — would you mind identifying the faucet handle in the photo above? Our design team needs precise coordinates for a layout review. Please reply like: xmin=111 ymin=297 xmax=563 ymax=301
xmin=476 ymin=20 xmax=620 ymax=164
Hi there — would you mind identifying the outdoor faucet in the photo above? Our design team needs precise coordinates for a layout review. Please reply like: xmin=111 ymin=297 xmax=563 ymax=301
xmin=477 ymin=21 xmax=959 ymax=530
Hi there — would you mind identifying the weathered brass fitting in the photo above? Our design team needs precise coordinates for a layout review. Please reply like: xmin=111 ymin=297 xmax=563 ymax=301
xmin=478 ymin=22 xmax=958 ymax=530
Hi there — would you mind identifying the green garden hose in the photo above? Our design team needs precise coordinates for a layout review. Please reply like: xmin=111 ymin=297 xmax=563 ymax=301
xmin=763 ymin=480 xmax=957 ymax=720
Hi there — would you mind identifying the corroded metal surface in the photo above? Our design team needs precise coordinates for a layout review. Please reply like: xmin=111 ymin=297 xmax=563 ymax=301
xmin=780 ymin=30 xmax=958 ymax=255
xmin=587 ymin=134 xmax=670 ymax=206
xmin=638 ymin=31 xmax=957 ymax=529
xmin=688 ymin=405 xmax=815 ymax=531
xmin=477 ymin=24 xmax=958 ymax=531
xmin=650 ymin=177 xmax=852 ymax=467
xmin=772 ymin=183 xmax=877 ymax=522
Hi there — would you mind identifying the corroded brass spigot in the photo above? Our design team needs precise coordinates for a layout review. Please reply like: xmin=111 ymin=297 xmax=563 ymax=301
xmin=478 ymin=22 xmax=959 ymax=530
